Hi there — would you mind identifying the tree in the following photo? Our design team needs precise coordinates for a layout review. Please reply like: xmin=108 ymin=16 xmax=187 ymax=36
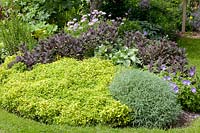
xmin=182 ymin=0 xmax=187 ymax=33
xmin=90 ymin=0 xmax=102 ymax=12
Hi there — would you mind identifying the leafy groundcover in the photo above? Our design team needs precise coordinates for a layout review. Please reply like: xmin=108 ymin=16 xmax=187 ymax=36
xmin=0 ymin=56 xmax=131 ymax=127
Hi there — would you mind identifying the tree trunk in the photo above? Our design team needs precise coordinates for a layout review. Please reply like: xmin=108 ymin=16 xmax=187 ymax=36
xmin=182 ymin=0 xmax=187 ymax=33
xmin=90 ymin=0 xmax=102 ymax=12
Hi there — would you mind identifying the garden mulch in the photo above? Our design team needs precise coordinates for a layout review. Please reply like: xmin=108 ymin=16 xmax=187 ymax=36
xmin=178 ymin=32 xmax=200 ymax=39
xmin=176 ymin=111 xmax=200 ymax=127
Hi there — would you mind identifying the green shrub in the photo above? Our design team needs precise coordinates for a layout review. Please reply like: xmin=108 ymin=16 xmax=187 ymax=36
xmin=109 ymin=69 xmax=182 ymax=128
xmin=118 ymin=20 xmax=142 ymax=35
xmin=118 ymin=20 xmax=164 ymax=40
xmin=0 ymin=57 xmax=131 ymax=127
xmin=102 ymin=0 xmax=181 ymax=39
xmin=0 ymin=17 xmax=37 ymax=56
xmin=190 ymin=8 xmax=200 ymax=32
xmin=159 ymin=67 xmax=200 ymax=112
xmin=4 ymin=0 xmax=86 ymax=28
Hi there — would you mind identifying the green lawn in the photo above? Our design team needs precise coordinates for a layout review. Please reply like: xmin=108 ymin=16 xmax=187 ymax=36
xmin=0 ymin=37 xmax=200 ymax=132
xmin=177 ymin=37 xmax=200 ymax=75
xmin=2 ymin=108 xmax=200 ymax=133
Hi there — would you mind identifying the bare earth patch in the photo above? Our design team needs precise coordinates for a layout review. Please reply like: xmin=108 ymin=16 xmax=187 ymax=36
xmin=178 ymin=32 xmax=200 ymax=39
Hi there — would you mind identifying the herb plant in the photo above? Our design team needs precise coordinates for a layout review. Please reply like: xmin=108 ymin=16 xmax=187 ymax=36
xmin=109 ymin=69 xmax=182 ymax=128
xmin=0 ymin=56 xmax=131 ymax=127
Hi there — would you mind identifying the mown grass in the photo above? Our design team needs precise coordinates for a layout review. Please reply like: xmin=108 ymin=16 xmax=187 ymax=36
xmin=2 ymin=107 xmax=200 ymax=133
xmin=177 ymin=37 xmax=200 ymax=75
xmin=0 ymin=37 xmax=200 ymax=132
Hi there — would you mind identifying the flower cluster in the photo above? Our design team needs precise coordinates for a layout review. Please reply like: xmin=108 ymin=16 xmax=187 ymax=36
xmin=160 ymin=66 xmax=198 ymax=94
xmin=66 ymin=10 xmax=106 ymax=35
xmin=158 ymin=64 xmax=200 ymax=112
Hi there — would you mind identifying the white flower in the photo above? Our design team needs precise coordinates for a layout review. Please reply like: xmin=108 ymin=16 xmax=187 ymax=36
xmin=69 ymin=25 xmax=74 ymax=28
xmin=102 ymin=12 xmax=106 ymax=15
xmin=82 ymin=15 xmax=88 ymax=18
xmin=67 ymin=28 xmax=72 ymax=31
xmin=79 ymin=27 xmax=83 ymax=30
xmin=88 ymin=22 xmax=94 ymax=26
xmin=67 ymin=21 xmax=74 ymax=26
xmin=93 ymin=10 xmax=98 ymax=13
xmin=81 ymin=17 xmax=87 ymax=23
xmin=73 ymin=23 xmax=79 ymax=30
xmin=73 ymin=18 xmax=77 ymax=21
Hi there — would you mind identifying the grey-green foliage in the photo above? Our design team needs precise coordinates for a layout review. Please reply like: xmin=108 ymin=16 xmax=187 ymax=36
xmin=0 ymin=16 xmax=36 ymax=56
xmin=109 ymin=69 xmax=182 ymax=128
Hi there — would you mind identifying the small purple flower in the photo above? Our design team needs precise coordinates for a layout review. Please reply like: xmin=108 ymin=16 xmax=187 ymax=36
xmin=163 ymin=76 xmax=171 ymax=81
xmin=172 ymin=72 xmax=176 ymax=76
xmin=169 ymin=83 xmax=179 ymax=93
xmin=173 ymin=86 xmax=179 ymax=93
xmin=91 ymin=18 xmax=98 ymax=23
xmin=189 ymin=66 xmax=196 ymax=77
xmin=191 ymin=87 xmax=196 ymax=93
xmin=170 ymin=83 xmax=176 ymax=88
xmin=182 ymin=80 xmax=191 ymax=86
xmin=160 ymin=64 xmax=167 ymax=71
xmin=73 ymin=23 xmax=79 ymax=30
xmin=143 ymin=31 xmax=148 ymax=36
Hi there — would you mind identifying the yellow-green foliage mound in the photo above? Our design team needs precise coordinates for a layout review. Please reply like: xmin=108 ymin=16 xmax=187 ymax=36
xmin=0 ymin=56 xmax=131 ymax=127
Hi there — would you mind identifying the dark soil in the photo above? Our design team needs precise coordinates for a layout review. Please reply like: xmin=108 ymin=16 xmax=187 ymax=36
xmin=173 ymin=111 xmax=200 ymax=128
xmin=178 ymin=32 xmax=200 ymax=39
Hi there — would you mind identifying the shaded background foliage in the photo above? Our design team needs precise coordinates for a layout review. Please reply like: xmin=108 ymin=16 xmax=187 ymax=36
xmin=101 ymin=0 xmax=182 ymax=39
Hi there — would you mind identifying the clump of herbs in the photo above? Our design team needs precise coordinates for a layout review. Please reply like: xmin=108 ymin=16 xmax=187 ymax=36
xmin=9 ymin=11 xmax=142 ymax=69
xmin=129 ymin=32 xmax=188 ymax=73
